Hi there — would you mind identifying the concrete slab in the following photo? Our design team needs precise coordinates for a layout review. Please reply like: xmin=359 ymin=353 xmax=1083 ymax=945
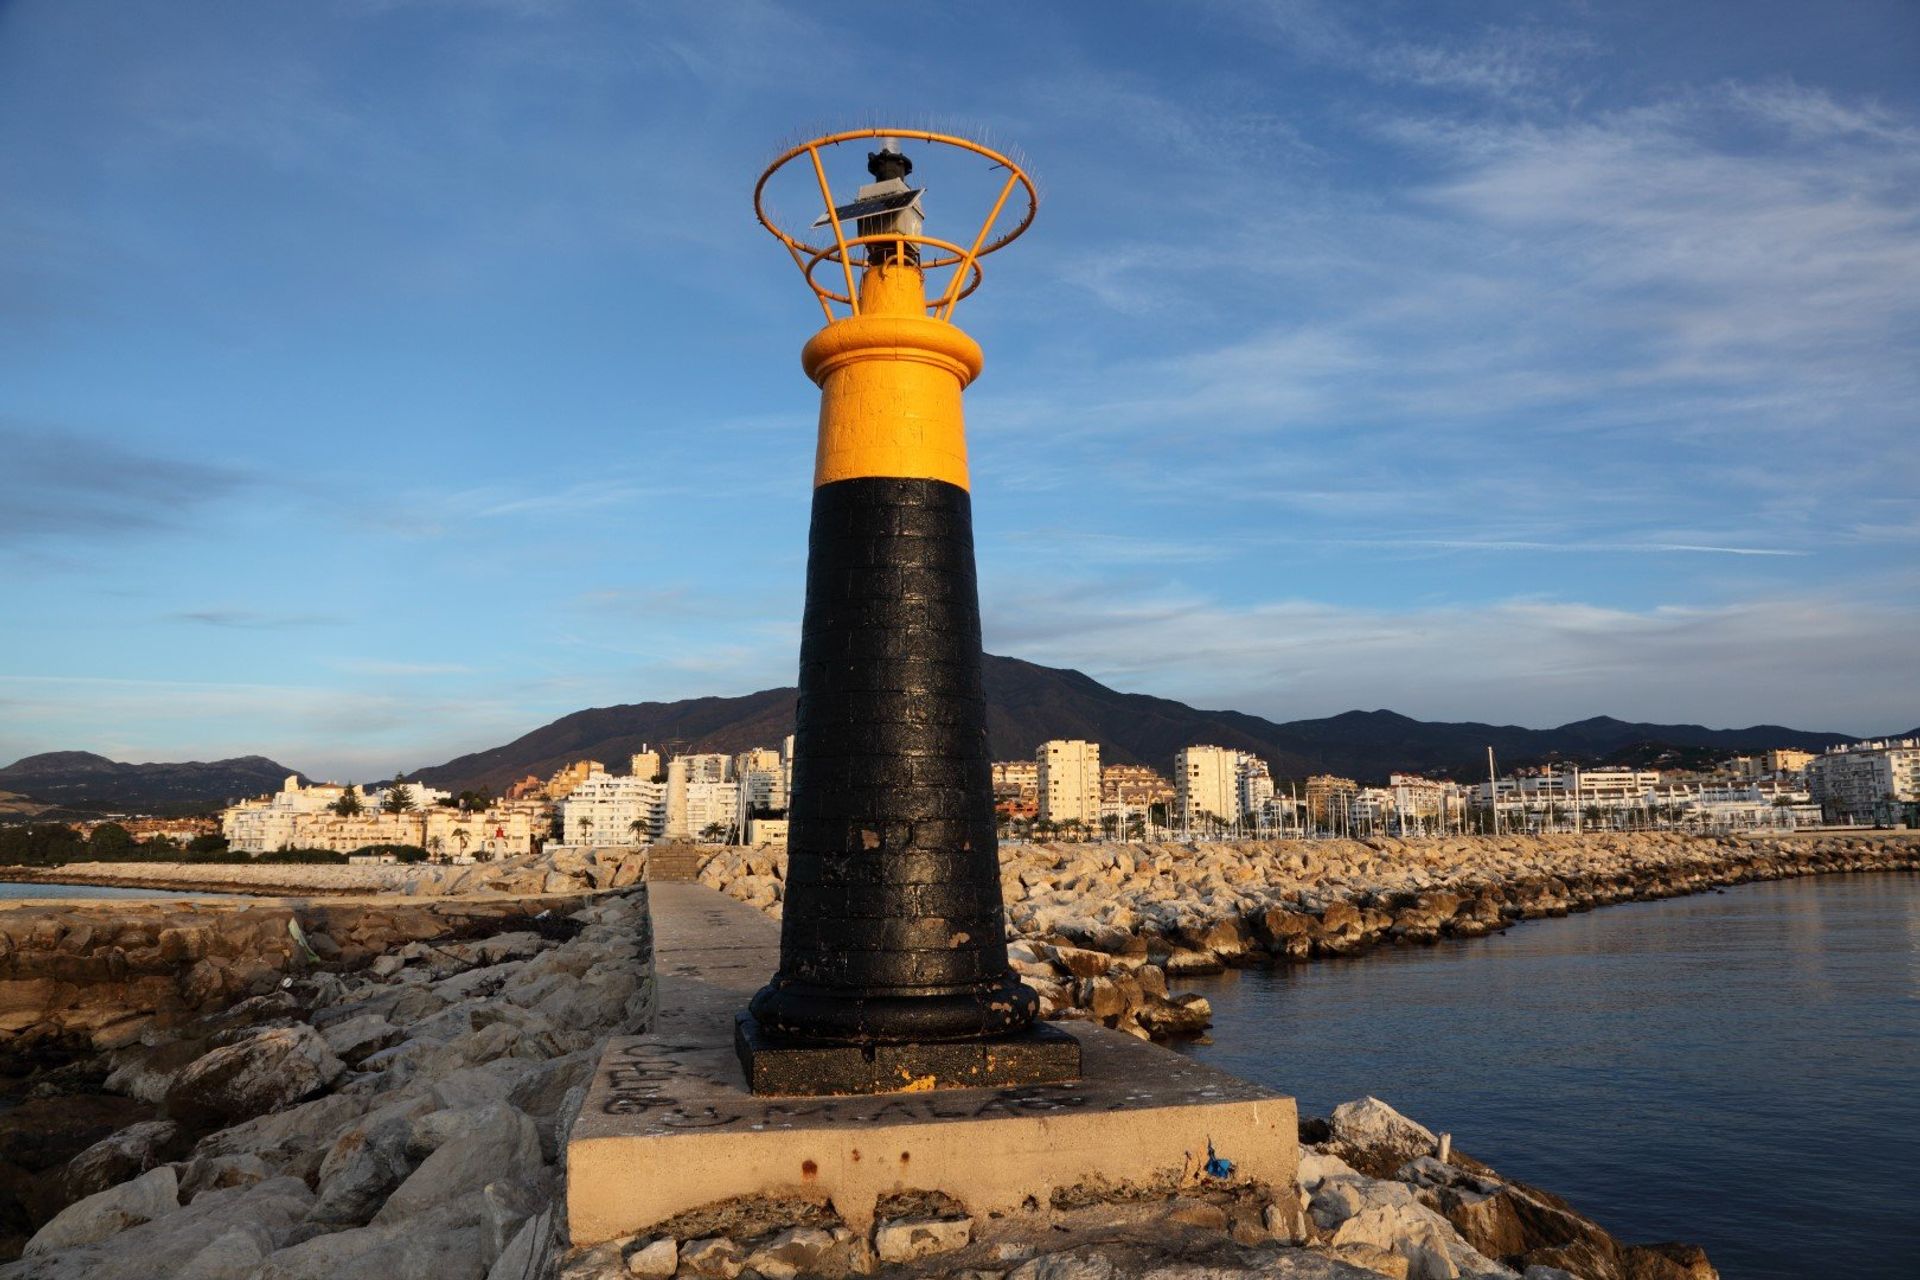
xmin=565 ymin=884 xmax=1298 ymax=1244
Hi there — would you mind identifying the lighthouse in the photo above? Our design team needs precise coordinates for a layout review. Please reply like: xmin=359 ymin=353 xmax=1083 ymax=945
xmin=738 ymin=128 xmax=1079 ymax=1094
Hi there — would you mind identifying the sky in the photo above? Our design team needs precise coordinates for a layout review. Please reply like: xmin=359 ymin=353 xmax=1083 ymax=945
xmin=2 ymin=0 xmax=1917 ymax=780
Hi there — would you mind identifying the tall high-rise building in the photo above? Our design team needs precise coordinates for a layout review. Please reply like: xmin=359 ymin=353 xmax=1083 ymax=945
xmin=664 ymin=753 xmax=733 ymax=838
xmin=735 ymin=746 xmax=789 ymax=831
xmin=1175 ymin=746 xmax=1241 ymax=828
xmin=1036 ymin=739 xmax=1101 ymax=826
xmin=629 ymin=747 xmax=663 ymax=781
xmin=1237 ymin=755 xmax=1274 ymax=824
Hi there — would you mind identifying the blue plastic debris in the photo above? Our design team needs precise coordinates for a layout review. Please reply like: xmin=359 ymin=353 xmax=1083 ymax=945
xmin=1204 ymin=1139 xmax=1234 ymax=1179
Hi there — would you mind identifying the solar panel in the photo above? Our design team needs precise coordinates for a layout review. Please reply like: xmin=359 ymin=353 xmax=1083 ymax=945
xmin=810 ymin=186 xmax=924 ymax=229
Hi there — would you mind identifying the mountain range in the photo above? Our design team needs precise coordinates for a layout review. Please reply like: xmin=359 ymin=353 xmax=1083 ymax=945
xmin=408 ymin=654 xmax=1881 ymax=793
xmin=0 ymin=752 xmax=302 ymax=817
xmin=4 ymin=655 xmax=1901 ymax=814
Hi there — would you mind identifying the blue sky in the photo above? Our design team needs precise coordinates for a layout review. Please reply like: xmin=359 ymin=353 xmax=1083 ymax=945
xmin=2 ymin=0 xmax=1916 ymax=779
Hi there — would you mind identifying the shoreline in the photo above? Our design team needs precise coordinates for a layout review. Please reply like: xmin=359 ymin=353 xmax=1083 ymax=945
xmin=0 ymin=845 xmax=651 ymax=900
xmin=699 ymin=830 xmax=1920 ymax=1039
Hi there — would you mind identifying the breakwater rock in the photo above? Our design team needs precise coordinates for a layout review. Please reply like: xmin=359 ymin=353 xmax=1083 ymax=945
xmin=0 ymin=892 xmax=595 ymax=1065
xmin=3 ymin=847 xmax=651 ymax=898
xmin=700 ymin=832 xmax=1918 ymax=1040
xmin=0 ymin=887 xmax=654 ymax=1274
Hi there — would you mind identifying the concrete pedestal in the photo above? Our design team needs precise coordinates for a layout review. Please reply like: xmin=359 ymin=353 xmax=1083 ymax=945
xmin=733 ymin=1012 xmax=1081 ymax=1096
xmin=564 ymin=884 xmax=1298 ymax=1245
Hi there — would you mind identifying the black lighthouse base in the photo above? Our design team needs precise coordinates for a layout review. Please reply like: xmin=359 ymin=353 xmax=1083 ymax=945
xmin=734 ymin=1013 xmax=1081 ymax=1097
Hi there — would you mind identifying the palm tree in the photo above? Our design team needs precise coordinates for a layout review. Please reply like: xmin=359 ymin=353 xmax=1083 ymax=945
xmin=452 ymin=828 xmax=471 ymax=860
xmin=579 ymin=816 xmax=594 ymax=845
xmin=628 ymin=818 xmax=647 ymax=847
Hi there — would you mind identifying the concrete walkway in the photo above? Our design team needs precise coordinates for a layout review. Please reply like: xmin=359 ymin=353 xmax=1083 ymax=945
xmin=567 ymin=882 xmax=1298 ymax=1245
xmin=643 ymin=881 xmax=781 ymax=1028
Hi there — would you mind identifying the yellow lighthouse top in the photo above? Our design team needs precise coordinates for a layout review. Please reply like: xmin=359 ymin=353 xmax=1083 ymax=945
xmin=754 ymin=128 xmax=1037 ymax=324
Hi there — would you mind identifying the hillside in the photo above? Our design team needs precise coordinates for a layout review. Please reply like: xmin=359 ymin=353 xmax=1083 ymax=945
xmin=0 ymin=752 xmax=303 ymax=816
xmin=410 ymin=654 xmax=1871 ymax=791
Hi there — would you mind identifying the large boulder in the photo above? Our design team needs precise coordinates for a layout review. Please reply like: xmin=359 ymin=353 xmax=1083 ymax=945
xmin=52 ymin=1120 xmax=182 ymax=1207
xmin=25 ymin=1165 xmax=179 ymax=1255
xmin=254 ymin=1198 xmax=490 ymax=1280
xmin=164 ymin=1026 xmax=345 ymax=1126
xmin=373 ymin=1104 xmax=543 ymax=1224
xmin=7 ymin=1176 xmax=311 ymax=1280
xmin=1328 ymin=1098 xmax=1439 ymax=1179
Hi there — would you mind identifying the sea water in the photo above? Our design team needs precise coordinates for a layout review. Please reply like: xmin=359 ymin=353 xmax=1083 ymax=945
xmin=0 ymin=881 xmax=226 ymax=900
xmin=1175 ymin=873 xmax=1920 ymax=1280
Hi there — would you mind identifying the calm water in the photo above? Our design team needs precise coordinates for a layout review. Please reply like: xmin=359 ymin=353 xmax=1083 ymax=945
xmin=0 ymin=881 xmax=224 ymax=900
xmin=1175 ymin=873 xmax=1920 ymax=1280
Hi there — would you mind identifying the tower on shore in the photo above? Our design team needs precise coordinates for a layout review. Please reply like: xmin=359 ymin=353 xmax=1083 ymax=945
xmin=737 ymin=128 xmax=1079 ymax=1094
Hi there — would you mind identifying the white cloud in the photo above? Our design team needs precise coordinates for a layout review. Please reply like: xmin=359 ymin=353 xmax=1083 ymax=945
xmin=982 ymin=584 xmax=1918 ymax=735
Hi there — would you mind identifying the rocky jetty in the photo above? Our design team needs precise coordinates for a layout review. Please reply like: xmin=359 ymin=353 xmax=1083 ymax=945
xmin=4 ymin=847 xmax=650 ymax=898
xmin=554 ymin=1094 xmax=1714 ymax=1280
xmin=0 ymin=893 xmax=593 ymax=1067
xmin=700 ymin=832 xmax=1917 ymax=1039
xmin=0 ymin=885 xmax=655 ymax=1275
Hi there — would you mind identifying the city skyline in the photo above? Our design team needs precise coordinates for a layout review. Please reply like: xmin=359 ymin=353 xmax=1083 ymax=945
xmin=4 ymin=1 xmax=1918 ymax=779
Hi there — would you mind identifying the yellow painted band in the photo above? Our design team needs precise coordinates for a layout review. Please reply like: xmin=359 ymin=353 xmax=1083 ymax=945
xmin=802 ymin=267 xmax=984 ymax=490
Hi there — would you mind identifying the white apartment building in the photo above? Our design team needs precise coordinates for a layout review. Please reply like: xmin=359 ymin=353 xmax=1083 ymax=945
xmin=1572 ymin=769 xmax=1659 ymax=808
xmin=1176 ymin=746 xmax=1242 ymax=828
xmin=1388 ymin=774 xmax=1467 ymax=834
xmin=680 ymin=780 xmax=741 ymax=841
xmin=423 ymin=807 xmax=535 ymax=861
xmin=1037 ymin=739 xmax=1101 ymax=825
xmin=561 ymin=771 xmax=666 ymax=846
xmin=1654 ymin=781 xmax=1819 ymax=829
xmin=1238 ymin=757 xmax=1275 ymax=828
xmin=735 ymin=746 xmax=789 ymax=832
xmin=224 ymin=776 xmax=348 ymax=852
xmin=222 ymin=776 xmax=525 ymax=857
xmin=1806 ymin=740 xmax=1920 ymax=825
xmin=1349 ymin=787 xmax=1396 ymax=833
xmin=665 ymin=753 xmax=733 ymax=838
xmin=746 ymin=817 xmax=789 ymax=849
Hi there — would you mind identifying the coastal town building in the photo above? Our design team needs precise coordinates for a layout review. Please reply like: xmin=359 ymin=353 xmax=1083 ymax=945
xmin=1100 ymin=764 xmax=1174 ymax=809
xmin=545 ymin=760 xmax=604 ymax=801
xmin=1037 ymin=739 xmax=1101 ymax=826
xmin=1176 ymin=746 xmax=1242 ymax=829
xmin=1305 ymin=774 xmax=1359 ymax=831
xmin=746 ymin=817 xmax=789 ymax=849
xmin=1237 ymin=757 xmax=1275 ymax=828
xmin=217 ymin=775 xmax=552 ymax=856
xmin=628 ymin=749 xmax=663 ymax=782
xmin=664 ymin=754 xmax=734 ymax=839
xmin=992 ymin=760 xmax=1040 ymax=821
xmin=1766 ymin=748 xmax=1815 ymax=777
xmin=1386 ymin=774 xmax=1468 ymax=835
xmin=121 ymin=816 xmax=220 ymax=844
xmin=1806 ymin=740 xmax=1920 ymax=825
xmin=423 ymin=806 xmax=536 ymax=861
xmin=734 ymin=746 xmax=789 ymax=833
xmin=560 ymin=769 xmax=666 ymax=846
